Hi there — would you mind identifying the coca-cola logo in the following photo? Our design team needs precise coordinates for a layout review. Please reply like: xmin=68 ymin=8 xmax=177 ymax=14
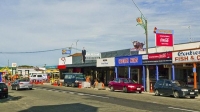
xmin=160 ymin=38 xmax=169 ymax=42
xmin=148 ymin=52 xmax=171 ymax=60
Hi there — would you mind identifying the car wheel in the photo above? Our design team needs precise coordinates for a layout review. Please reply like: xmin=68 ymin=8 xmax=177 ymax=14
xmin=29 ymin=88 xmax=32 ymax=90
xmin=5 ymin=94 xmax=8 ymax=98
xmin=65 ymin=83 xmax=68 ymax=87
xmin=110 ymin=86 xmax=114 ymax=92
xmin=139 ymin=91 xmax=142 ymax=94
xmin=190 ymin=96 xmax=195 ymax=99
xmin=16 ymin=86 xmax=19 ymax=91
xmin=123 ymin=87 xmax=128 ymax=93
xmin=173 ymin=91 xmax=179 ymax=98
xmin=155 ymin=90 xmax=160 ymax=96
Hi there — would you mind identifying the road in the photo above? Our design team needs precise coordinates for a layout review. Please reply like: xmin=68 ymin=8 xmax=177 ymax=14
xmin=0 ymin=84 xmax=200 ymax=112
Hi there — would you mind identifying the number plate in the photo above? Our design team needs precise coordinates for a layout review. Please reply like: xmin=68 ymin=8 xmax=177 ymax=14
xmin=190 ymin=92 xmax=194 ymax=94
xmin=137 ymin=88 xmax=141 ymax=90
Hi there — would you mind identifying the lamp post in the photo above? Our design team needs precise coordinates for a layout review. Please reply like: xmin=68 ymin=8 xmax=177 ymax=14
xmin=133 ymin=0 xmax=149 ymax=92
xmin=76 ymin=40 xmax=79 ymax=53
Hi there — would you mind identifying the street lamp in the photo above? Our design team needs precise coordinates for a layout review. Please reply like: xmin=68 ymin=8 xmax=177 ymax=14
xmin=70 ymin=43 xmax=73 ymax=49
xmin=76 ymin=40 xmax=79 ymax=53
xmin=133 ymin=0 xmax=149 ymax=92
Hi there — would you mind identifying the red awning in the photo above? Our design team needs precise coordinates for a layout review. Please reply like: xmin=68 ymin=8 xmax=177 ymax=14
xmin=57 ymin=65 xmax=66 ymax=69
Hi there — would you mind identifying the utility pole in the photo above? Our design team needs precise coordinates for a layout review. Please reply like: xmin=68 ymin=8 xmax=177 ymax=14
xmin=133 ymin=0 xmax=149 ymax=92
xmin=76 ymin=40 xmax=79 ymax=53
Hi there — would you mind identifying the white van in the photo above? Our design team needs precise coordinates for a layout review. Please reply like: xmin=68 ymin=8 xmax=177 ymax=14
xmin=29 ymin=73 xmax=47 ymax=81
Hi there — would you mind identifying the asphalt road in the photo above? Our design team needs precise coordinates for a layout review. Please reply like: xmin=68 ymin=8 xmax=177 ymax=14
xmin=0 ymin=84 xmax=200 ymax=112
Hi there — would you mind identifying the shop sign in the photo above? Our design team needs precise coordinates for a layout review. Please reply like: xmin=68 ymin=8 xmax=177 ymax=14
xmin=85 ymin=52 xmax=101 ymax=60
xmin=115 ymin=55 xmax=142 ymax=66
xmin=58 ymin=57 xmax=72 ymax=65
xmin=173 ymin=49 xmax=200 ymax=63
xmin=143 ymin=52 xmax=172 ymax=65
xmin=155 ymin=34 xmax=173 ymax=46
xmin=97 ymin=58 xmax=115 ymax=67
xmin=155 ymin=29 xmax=174 ymax=47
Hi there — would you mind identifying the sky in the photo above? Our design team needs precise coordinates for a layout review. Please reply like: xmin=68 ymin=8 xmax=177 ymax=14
xmin=0 ymin=0 xmax=200 ymax=67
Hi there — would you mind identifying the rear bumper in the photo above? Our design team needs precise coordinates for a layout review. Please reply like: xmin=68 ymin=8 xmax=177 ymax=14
xmin=19 ymin=85 xmax=33 ymax=89
xmin=127 ymin=87 xmax=144 ymax=92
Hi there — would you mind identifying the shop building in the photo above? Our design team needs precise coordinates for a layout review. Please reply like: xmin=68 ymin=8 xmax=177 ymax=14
xmin=115 ymin=55 xmax=143 ymax=84
xmin=172 ymin=48 xmax=200 ymax=89
xmin=96 ymin=57 xmax=115 ymax=85
xmin=142 ymin=52 xmax=173 ymax=91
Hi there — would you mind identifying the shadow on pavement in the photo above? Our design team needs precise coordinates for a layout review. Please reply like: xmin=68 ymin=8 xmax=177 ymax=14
xmin=0 ymin=95 xmax=24 ymax=103
xmin=18 ymin=103 xmax=98 ymax=112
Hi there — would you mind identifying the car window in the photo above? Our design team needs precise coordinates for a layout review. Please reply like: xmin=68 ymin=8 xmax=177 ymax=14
xmin=171 ymin=80 xmax=181 ymax=86
xmin=155 ymin=80 xmax=163 ymax=86
xmin=33 ymin=75 xmax=36 ymax=77
xmin=114 ymin=79 xmax=119 ymax=82
xmin=37 ymin=75 xmax=42 ymax=77
xmin=164 ymin=81 xmax=171 ymax=87
xmin=0 ymin=83 xmax=7 ymax=88
xmin=119 ymin=79 xmax=123 ymax=83
xmin=65 ymin=75 xmax=73 ymax=79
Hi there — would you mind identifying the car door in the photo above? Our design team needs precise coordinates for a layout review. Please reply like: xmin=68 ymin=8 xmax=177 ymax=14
xmin=118 ymin=79 xmax=125 ymax=90
xmin=162 ymin=80 xmax=173 ymax=95
xmin=155 ymin=80 xmax=164 ymax=94
xmin=112 ymin=78 xmax=119 ymax=90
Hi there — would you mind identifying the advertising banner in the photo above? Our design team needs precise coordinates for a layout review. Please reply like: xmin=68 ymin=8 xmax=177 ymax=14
xmin=143 ymin=52 xmax=172 ymax=65
xmin=172 ymin=49 xmax=200 ymax=63
xmin=85 ymin=53 xmax=101 ymax=60
xmin=58 ymin=57 xmax=72 ymax=65
xmin=155 ymin=29 xmax=174 ymax=47
xmin=62 ymin=49 xmax=71 ymax=54
xmin=115 ymin=55 xmax=142 ymax=66
xmin=97 ymin=57 xmax=115 ymax=67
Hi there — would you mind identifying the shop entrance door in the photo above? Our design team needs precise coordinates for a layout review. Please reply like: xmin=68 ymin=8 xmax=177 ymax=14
xmin=131 ymin=69 xmax=139 ymax=83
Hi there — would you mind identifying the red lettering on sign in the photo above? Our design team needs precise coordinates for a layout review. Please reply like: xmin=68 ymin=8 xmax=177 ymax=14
xmin=175 ymin=56 xmax=188 ymax=61
xmin=118 ymin=58 xmax=129 ymax=64
xmin=130 ymin=58 xmax=138 ymax=63
xmin=148 ymin=52 xmax=172 ymax=60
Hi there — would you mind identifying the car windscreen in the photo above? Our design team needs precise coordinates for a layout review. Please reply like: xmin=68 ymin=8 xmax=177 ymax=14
xmin=124 ymin=79 xmax=135 ymax=83
xmin=171 ymin=80 xmax=182 ymax=86
xmin=19 ymin=79 xmax=29 ymax=82
xmin=64 ymin=74 xmax=75 ymax=79
xmin=75 ymin=75 xmax=85 ymax=80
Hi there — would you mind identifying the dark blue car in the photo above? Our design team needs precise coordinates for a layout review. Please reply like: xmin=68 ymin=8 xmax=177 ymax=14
xmin=154 ymin=79 xmax=198 ymax=99
xmin=63 ymin=73 xmax=85 ymax=87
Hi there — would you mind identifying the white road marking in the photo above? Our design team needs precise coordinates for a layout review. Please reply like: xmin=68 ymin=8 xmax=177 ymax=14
xmin=69 ymin=92 xmax=74 ymax=94
xmin=77 ymin=93 xmax=85 ymax=95
xmin=168 ymin=107 xmax=199 ymax=112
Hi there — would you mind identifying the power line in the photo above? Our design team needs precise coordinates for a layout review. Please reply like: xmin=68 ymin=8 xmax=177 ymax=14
xmin=0 ymin=47 xmax=82 ymax=54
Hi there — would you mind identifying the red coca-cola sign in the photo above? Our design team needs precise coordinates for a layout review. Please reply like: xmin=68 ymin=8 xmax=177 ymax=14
xmin=148 ymin=52 xmax=172 ymax=60
xmin=155 ymin=33 xmax=173 ymax=46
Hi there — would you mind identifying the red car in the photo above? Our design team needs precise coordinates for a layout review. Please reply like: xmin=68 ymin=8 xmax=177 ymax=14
xmin=108 ymin=78 xmax=144 ymax=93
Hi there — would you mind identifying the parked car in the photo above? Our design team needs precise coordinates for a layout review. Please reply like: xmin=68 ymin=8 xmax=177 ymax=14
xmin=63 ymin=73 xmax=86 ymax=87
xmin=0 ymin=82 xmax=8 ymax=98
xmin=11 ymin=79 xmax=33 ymax=90
xmin=29 ymin=73 xmax=47 ymax=81
xmin=108 ymin=78 xmax=144 ymax=93
xmin=154 ymin=79 xmax=199 ymax=99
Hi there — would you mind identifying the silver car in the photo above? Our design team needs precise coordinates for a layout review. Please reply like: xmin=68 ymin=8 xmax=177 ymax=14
xmin=11 ymin=79 xmax=33 ymax=90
